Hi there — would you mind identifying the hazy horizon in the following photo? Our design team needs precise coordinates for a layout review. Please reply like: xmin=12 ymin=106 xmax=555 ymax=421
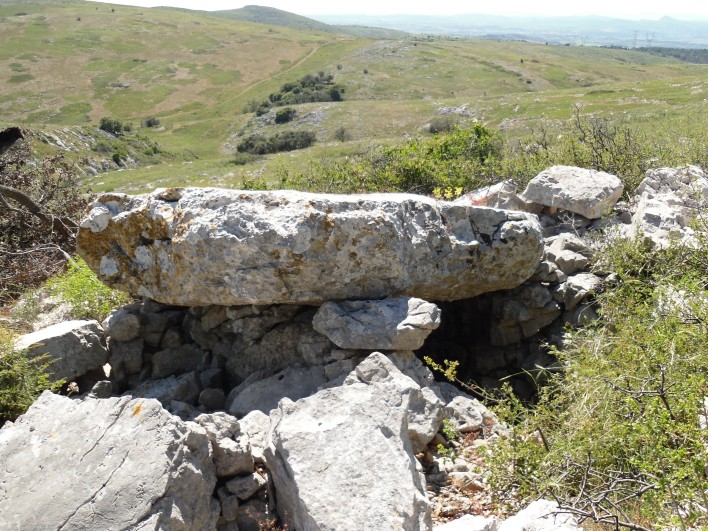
xmin=85 ymin=1 xmax=708 ymax=21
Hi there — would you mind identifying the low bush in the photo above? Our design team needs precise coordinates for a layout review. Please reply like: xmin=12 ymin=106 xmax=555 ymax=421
xmin=46 ymin=258 xmax=131 ymax=322
xmin=143 ymin=116 xmax=160 ymax=128
xmin=99 ymin=117 xmax=132 ymax=135
xmin=247 ymin=71 xmax=344 ymax=115
xmin=278 ymin=123 xmax=502 ymax=194
xmin=274 ymin=107 xmax=296 ymax=124
xmin=487 ymin=234 xmax=708 ymax=529
xmin=237 ymin=130 xmax=316 ymax=155
xmin=332 ymin=126 xmax=351 ymax=142
xmin=0 ymin=329 xmax=63 ymax=427
xmin=428 ymin=116 xmax=458 ymax=134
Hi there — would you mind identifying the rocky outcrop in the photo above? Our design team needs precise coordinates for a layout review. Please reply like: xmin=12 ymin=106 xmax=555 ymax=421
xmin=625 ymin=165 xmax=708 ymax=247
xmin=0 ymin=391 xmax=218 ymax=530
xmin=77 ymin=188 xmax=544 ymax=306
xmin=8 ymin=165 xmax=701 ymax=531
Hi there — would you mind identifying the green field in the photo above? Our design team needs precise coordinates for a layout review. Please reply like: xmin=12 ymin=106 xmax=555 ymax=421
xmin=0 ymin=0 xmax=706 ymax=193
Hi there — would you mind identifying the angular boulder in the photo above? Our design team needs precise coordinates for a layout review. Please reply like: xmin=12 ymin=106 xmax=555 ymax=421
xmin=264 ymin=352 xmax=442 ymax=531
xmin=0 ymin=391 xmax=218 ymax=530
xmin=520 ymin=166 xmax=623 ymax=219
xmin=313 ymin=297 xmax=441 ymax=350
xmin=77 ymin=188 xmax=543 ymax=306
xmin=14 ymin=319 xmax=108 ymax=382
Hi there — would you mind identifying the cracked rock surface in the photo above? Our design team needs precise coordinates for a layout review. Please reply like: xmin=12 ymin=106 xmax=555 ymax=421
xmin=77 ymin=188 xmax=543 ymax=306
xmin=0 ymin=391 xmax=218 ymax=530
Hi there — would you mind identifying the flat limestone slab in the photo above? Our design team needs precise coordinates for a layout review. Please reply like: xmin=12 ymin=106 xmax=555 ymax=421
xmin=0 ymin=392 xmax=218 ymax=530
xmin=77 ymin=188 xmax=543 ymax=306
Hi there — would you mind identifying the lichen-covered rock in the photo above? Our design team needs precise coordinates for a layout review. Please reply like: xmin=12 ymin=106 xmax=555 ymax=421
xmin=77 ymin=189 xmax=543 ymax=306
xmin=0 ymin=392 xmax=218 ymax=530
xmin=520 ymin=166 xmax=623 ymax=219
xmin=313 ymin=297 xmax=441 ymax=350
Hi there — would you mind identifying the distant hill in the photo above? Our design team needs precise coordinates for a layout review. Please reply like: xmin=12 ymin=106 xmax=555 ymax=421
xmin=313 ymin=13 xmax=708 ymax=48
xmin=211 ymin=5 xmax=407 ymax=39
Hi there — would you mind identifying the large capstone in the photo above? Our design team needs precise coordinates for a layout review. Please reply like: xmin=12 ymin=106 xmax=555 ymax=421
xmin=77 ymin=188 xmax=543 ymax=306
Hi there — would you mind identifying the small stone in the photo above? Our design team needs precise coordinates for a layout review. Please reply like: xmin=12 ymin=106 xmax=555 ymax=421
xmin=89 ymin=380 xmax=114 ymax=398
xmin=102 ymin=307 xmax=141 ymax=342
xmin=217 ymin=487 xmax=240 ymax=522
xmin=199 ymin=388 xmax=226 ymax=410
xmin=15 ymin=320 xmax=109 ymax=382
xmin=226 ymin=472 xmax=267 ymax=500
xmin=151 ymin=344 xmax=202 ymax=379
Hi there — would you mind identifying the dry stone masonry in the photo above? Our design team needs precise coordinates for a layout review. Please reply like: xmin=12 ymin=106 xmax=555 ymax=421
xmin=4 ymin=165 xmax=705 ymax=530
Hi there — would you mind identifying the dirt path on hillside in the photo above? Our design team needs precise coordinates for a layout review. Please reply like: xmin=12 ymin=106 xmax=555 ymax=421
xmin=234 ymin=43 xmax=322 ymax=99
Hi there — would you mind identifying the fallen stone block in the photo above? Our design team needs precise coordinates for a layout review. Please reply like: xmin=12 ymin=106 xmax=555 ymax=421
xmin=520 ymin=166 xmax=623 ymax=219
xmin=15 ymin=319 xmax=108 ymax=382
xmin=313 ymin=297 xmax=441 ymax=350
xmin=0 ymin=391 xmax=218 ymax=530
xmin=264 ymin=352 xmax=441 ymax=531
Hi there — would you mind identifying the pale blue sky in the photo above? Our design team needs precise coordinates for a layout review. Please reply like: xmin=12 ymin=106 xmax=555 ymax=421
xmin=87 ymin=0 xmax=708 ymax=20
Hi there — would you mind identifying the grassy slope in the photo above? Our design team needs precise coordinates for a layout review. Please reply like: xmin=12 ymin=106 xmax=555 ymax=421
xmin=0 ymin=0 xmax=706 ymax=193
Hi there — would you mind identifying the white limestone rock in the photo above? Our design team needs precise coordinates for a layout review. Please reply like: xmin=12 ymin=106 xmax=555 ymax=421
xmin=195 ymin=412 xmax=254 ymax=478
xmin=263 ymin=352 xmax=442 ymax=531
xmin=313 ymin=297 xmax=441 ymax=350
xmin=226 ymin=365 xmax=329 ymax=418
xmin=0 ymin=392 xmax=218 ymax=530
xmin=435 ymin=514 xmax=498 ymax=531
xmin=14 ymin=320 xmax=108 ymax=382
xmin=498 ymin=499 xmax=580 ymax=531
xmin=126 ymin=371 xmax=201 ymax=405
xmin=77 ymin=188 xmax=544 ymax=306
xmin=520 ymin=166 xmax=623 ymax=219
xmin=454 ymin=180 xmax=536 ymax=212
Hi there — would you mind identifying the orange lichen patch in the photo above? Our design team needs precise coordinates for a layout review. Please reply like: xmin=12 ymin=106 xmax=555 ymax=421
xmin=77 ymin=204 xmax=172 ymax=284
xmin=132 ymin=402 xmax=143 ymax=417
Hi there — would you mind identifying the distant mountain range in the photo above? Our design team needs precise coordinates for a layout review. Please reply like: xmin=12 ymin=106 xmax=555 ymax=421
xmin=311 ymin=13 xmax=708 ymax=48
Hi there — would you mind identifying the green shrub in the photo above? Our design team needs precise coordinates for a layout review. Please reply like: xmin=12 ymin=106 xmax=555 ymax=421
xmin=487 ymin=234 xmax=708 ymax=529
xmin=0 ymin=330 xmax=63 ymax=427
xmin=332 ymin=126 xmax=351 ymax=142
xmin=46 ymin=258 xmax=131 ymax=322
xmin=99 ymin=117 xmax=125 ymax=135
xmin=428 ymin=116 xmax=457 ymax=134
xmin=251 ymin=72 xmax=344 ymax=112
xmin=230 ymin=152 xmax=260 ymax=165
xmin=237 ymin=130 xmax=316 ymax=155
xmin=274 ymin=107 xmax=296 ymax=124
xmin=279 ymin=124 xmax=502 ymax=195
xmin=143 ymin=116 xmax=160 ymax=128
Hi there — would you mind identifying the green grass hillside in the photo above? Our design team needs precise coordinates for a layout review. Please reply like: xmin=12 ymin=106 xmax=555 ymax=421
xmin=0 ymin=0 xmax=706 ymax=193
